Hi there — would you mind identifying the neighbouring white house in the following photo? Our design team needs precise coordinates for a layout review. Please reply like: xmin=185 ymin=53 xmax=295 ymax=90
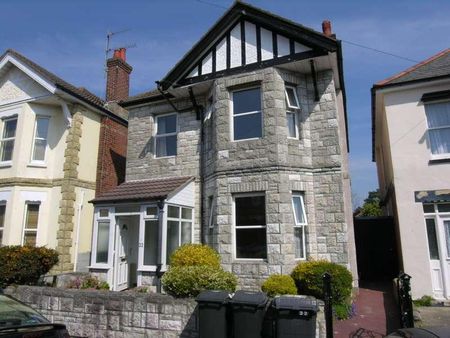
xmin=0 ymin=49 xmax=128 ymax=273
xmin=372 ymin=48 xmax=450 ymax=299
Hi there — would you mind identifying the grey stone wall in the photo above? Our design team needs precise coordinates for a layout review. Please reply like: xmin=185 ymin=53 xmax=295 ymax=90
xmin=5 ymin=286 xmax=326 ymax=338
xmin=124 ymin=64 xmax=355 ymax=289
xmin=5 ymin=286 xmax=197 ymax=338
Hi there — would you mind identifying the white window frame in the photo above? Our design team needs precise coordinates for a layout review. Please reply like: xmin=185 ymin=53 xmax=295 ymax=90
xmin=425 ymin=101 xmax=450 ymax=160
xmin=0 ymin=203 xmax=5 ymax=246
xmin=286 ymin=111 xmax=298 ymax=139
xmin=30 ymin=116 xmax=50 ymax=165
xmin=208 ymin=195 xmax=215 ymax=228
xmin=232 ymin=192 xmax=267 ymax=261
xmin=166 ymin=204 xmax=194 ymax=260
xmin=285 ymin=85 xmax=300 ymax=109
xmin=292 ymin=193 xmax=308 ymax=260
xmin=90 ymin=206 xmax=115 ymax=269
xmin=154 ymin=113 xmax=178 ymax=158
xmin=138 ymin=204 xmax=160 ymax=272
xmin=21 ymin=202 xmax=40 ymax=247
xmin=0 ymin=117 xmax=17 ymax=164
xmin=231 ymin=87 xmax=263 ymax=142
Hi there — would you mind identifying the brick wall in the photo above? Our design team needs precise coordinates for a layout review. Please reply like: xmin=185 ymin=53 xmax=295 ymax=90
xmin=96 ymin=116 xmax=128 ymax=196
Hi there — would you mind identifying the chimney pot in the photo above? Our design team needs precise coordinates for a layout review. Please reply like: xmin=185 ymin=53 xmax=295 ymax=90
xmin=322 ymin=20 xmax=332 ymax=37
xmin=113 ymin=48 xmax=126 ymax=61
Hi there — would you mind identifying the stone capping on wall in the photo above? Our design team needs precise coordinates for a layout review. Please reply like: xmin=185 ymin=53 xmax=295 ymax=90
xmin=4 ymin=285 xmax=326 ymax=337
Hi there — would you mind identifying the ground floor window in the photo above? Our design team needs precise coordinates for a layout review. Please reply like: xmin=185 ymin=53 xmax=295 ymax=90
xmin=166 ymin=205 xmax=193 ymax=262
xmin=292 ymin=193 xmax=307 ymax=259
xmin=22 ymin=203 xmax=39 ymax=246
xmin=0 ymin=204 xmax=5 ymax=245
xmin=94 ymin=208 xmax=111 ymax=265
xmin=234 ymin=194 xmax=267 ymax=259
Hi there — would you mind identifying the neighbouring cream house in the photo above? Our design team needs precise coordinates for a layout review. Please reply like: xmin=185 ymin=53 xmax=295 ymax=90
xmin=0 ymin=49 xmax=128 ymax=273
xmin=373 ymin=48 xmax=450 ymax=299
xmin=90 ymin=2 xmax=357 ymax=292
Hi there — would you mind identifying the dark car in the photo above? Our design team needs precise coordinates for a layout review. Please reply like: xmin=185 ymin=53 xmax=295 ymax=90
xmin=0 ymin=293 xmax=69 ymax=337
xmin=386 ymin=327 xmax=450 ymax=338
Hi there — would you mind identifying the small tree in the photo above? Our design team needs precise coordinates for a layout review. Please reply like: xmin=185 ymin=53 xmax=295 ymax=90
xmin=359 ymin=189 xmax=382 ymax=216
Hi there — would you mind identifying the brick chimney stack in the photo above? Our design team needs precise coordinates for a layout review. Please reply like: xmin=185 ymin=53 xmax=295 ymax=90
xmin=322 ymin=20 xmax=333 ymax=37
xmin=106 ymin=48 xmax=132 ymax=102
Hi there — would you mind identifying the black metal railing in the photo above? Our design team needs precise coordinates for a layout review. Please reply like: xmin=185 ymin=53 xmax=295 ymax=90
xmin=397 ymin=272 xmax=414 ymax=328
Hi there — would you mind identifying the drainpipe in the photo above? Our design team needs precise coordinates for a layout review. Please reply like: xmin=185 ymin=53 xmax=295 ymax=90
xmin=156 ymin=200 xmax=165 ymax=293
xmin=73 ymin=190 xmax=84 ymax=272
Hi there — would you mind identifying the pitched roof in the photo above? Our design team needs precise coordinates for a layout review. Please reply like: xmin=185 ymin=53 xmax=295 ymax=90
xmin=0 ymin=49 xmax=127 ymax=123
xmin=91 ymin=176 xmax=194 ymax=204
xmin=375 ymin=48 xmax=450 ymax=87
xmin=121 ymin=88 xmax=168 ymax=107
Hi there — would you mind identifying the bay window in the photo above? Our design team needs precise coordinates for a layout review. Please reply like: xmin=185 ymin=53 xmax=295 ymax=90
xmin=22 ymin=203 xmax=40 ymax=247
xmin=143 ymin=206 xmax=158 ymax=266
xmin=32 ymin=117 xmax=50 ymax=162
xmin=155 ymin=113 xmax=177 ymax=157
xmin=0 ymin=117 xmax=17 ymax=162
xmin=234 ymin=194 xmax=267 ymax=259
xmin=292 ymin=193 xmax=307 ymax=259
xmin=286 ymin=111 xmax=297 ymax=138
xmin=232 ymin=88 xmax=262 ymax=140
xmin=425 ymin=101 xmax=450 ymax=157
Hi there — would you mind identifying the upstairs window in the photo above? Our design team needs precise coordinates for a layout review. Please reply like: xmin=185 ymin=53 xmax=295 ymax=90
xmin=22 ymin=203 xmax=40 ymax=247
xmin=32 ymin=117 xmax=50 ymax=162
xmin=0 ymin=118 xmax=17 ymax=162
xmin=285 ymin=86 xmax=300 ymax=109
xmin=232 ymin=88 xmax=262 ymax=140
xmin=286 ymin=112 xmax=298 ymax=138
xmin=292 ymin=193 xmax=307 ymax=259
xmin=155 ymin=113 xmax=177 ymax=157
xmin=425 ymin=102 xmax=450 ymax=156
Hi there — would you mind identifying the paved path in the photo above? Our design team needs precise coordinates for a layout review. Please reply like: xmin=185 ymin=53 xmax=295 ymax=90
xmin=333 ymin=282 xmax=399 ymax=338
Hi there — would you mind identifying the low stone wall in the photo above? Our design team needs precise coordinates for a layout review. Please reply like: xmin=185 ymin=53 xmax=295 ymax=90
xmin=4 ymin=286 xmax=326 ymax=338
xmin=5 ymin=286 xmax=197 ymax=338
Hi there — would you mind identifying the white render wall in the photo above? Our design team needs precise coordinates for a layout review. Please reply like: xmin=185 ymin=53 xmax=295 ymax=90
xmin=377 ymin=79 xmax=450 ymax=298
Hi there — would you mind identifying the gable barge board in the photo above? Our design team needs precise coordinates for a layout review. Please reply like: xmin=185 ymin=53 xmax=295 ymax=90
xmin=159 ymin=2 xmax=337 ymax=90
xmin=176 ymin=50 xmax=325 ymax=88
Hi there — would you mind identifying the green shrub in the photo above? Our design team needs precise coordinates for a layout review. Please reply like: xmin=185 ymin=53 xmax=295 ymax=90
xmin=291 ymin=260 xmax=353 ymax=305
xmin=413 ymin=295 xmax=434 ymax=307
xmin=162 ymin=265 xmax=237 ymax=297
xmin=261 ymin=274 xmax=297 ymax=297
xmin=66 ymin=275 xmax=110 ymax=290
xmin=169 ymin=244 xmax=221 ymax=268
xmin=0 ymin=246 xmax=59 ymax=288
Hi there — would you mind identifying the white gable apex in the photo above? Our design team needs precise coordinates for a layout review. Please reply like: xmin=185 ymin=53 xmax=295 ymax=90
xmin=0 ymin=66 xmax=50 ymax=105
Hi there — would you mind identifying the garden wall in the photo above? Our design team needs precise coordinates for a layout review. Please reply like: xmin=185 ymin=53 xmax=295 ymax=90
xmin=4 ymin=286 xmax=325 ymax=337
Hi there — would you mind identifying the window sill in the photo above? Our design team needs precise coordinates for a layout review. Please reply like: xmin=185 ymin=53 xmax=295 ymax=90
xmin=27 ymin=162 xmax=47 ymax=168
xmin=0 ymin=162 xmax=12 ymax=168
xmin=429 ymin=154 xmax=450 ymax=164
xmin=232 ymin=137 xmax=262 ymax=143
xmin=234 ymin=258 xmax=267 ymax=263
xmin=154 ymin=155 xmax=176 ymax=159
xmin=88 ymin=265 xmax=110 ymax=270
xmin=137 ymin=266 xmax=168 ymax=273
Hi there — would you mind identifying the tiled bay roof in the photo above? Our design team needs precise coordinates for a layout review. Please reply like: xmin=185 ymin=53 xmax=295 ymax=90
xmin=91 ymin=176 xmax=194 ymax=204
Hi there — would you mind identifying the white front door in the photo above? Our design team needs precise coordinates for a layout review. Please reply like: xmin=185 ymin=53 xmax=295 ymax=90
xmin=113 ymin=219 xmax=129 ymax=291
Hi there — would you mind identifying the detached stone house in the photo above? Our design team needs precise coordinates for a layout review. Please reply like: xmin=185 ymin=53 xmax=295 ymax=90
xmin=0 ymin=49 xmax=128 ymax=272
xmin=373 ymin=48 xmax=450 ymax=299
xmin=91 ymin=2 xmax=357 ymax=291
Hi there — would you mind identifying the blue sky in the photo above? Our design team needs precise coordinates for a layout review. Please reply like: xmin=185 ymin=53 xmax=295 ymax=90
xmin=1 ymin=0 xmax=449 ymax=206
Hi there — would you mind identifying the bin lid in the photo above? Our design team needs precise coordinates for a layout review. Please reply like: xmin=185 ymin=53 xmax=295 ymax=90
xmin=229 ymin=290 xmax=268 ymax=307
xmin=272 ymin=295 xmax=319 ymax=312
xmin=196 ymin=290 xmax=231 ymax=304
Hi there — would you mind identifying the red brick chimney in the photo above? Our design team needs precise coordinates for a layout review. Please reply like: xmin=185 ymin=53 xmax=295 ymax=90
xmin=106 ymin=48 xmax=132 ymax=102
xmin=322 ymin=20 xmax=333 ymax=37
